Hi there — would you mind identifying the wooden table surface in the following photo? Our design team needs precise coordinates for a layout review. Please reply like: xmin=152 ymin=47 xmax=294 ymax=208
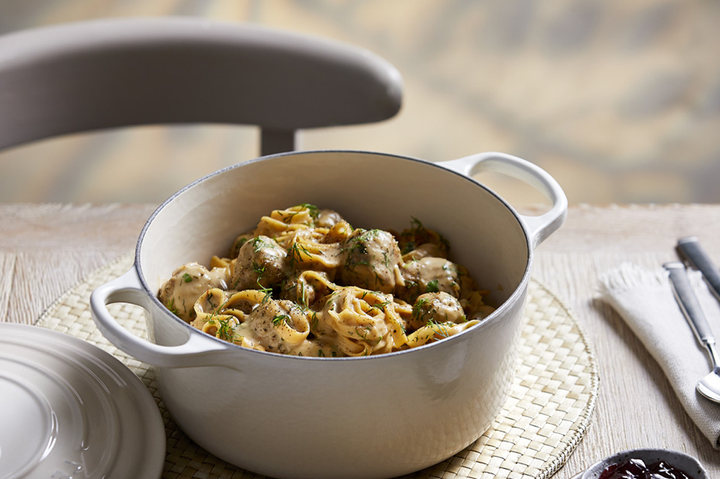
xmin=2 ymin=202 xmax=720 ymax=478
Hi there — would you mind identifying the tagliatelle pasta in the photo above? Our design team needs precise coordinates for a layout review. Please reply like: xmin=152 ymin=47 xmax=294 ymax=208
xmin=158 ymin=204 xmax=495 ymax=357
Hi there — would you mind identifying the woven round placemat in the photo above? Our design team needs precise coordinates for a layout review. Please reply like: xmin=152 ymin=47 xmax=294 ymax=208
xmin=37 ymin=252 xmax=598 ymax=479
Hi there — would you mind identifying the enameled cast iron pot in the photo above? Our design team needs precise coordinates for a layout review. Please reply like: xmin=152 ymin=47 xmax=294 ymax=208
xmin=91 ymin=150 xmax=567 ymax=479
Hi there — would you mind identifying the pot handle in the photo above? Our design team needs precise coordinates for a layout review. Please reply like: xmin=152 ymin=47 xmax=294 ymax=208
xmin=441 ymin=152 xmax=568 ymax=248
xmin=90 ymin=268 xmax=232 ymax=368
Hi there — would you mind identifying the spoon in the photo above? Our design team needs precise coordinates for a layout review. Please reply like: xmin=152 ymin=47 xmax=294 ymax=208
xmin=664 ymin=262 xmax=720 ymax=403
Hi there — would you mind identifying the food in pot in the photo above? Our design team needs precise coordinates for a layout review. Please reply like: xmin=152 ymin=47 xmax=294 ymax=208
xmin=158 ymin=204 xmax=495 ymax=357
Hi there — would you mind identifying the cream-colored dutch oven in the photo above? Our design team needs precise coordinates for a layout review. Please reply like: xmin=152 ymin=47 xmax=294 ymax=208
xmin=91 ymin=150 xmax=567 ymax=479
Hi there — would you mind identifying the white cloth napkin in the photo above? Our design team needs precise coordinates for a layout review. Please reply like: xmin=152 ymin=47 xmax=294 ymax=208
xmin=599 ymin=263 xmax=720 ymax=448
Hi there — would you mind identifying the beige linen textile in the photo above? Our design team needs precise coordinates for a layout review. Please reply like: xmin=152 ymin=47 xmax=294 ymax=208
xmin=600 ymin=263 xmax=720 ymax=448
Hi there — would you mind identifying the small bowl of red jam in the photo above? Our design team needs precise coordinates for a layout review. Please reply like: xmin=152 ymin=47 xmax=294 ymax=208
xmin=576 ymin=448 xmax=707 ymax=479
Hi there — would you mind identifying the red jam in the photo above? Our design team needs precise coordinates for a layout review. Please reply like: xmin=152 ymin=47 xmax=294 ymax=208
xmin=599 ymin=458 xmax=696 ymax=479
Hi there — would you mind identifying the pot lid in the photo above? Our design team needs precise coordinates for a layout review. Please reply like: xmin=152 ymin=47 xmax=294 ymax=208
xmin=0 ymin=323 xmax=165 ymax=479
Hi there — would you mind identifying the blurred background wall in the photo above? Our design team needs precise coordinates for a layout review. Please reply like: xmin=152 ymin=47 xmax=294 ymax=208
xmin=0 ymin=0 xmax=718 ymax=206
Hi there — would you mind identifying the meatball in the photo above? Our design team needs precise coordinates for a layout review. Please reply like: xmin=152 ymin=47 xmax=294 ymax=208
xmin=397 ymin=219 xmax=450 ymax=257
xmin=401 ymin=242 xmax=446 ymax=262
xmin=158 ymin=262 xmax=228 ymax=322
xmin=232 ymin=235 xmax=287 ymax=290
xmin=339 ymin=229 xmax=402 ymax=294
xmin=242 ymin=299 xmax=309 ymax=353
xmin=396 ymin=257 xmax=461 ymax=303
xmin=229 ymin=231 xmax=254 ymax=259
xmin=410 ymin=292 xmax=466 ymax=330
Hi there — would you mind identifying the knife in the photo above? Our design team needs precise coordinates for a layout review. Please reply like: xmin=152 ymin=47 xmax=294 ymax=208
xmin=664 ymin=262 xmax=718 ymax=349
xmin=677 ymin=236 xmax=720 ymax=301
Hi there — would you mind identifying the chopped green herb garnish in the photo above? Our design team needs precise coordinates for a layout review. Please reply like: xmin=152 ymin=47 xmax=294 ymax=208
xmin=428 ymin=319 xmax=450 ymax=338
xmin=168 ymin=298 xmax=178 ymax=316
xmin=216 ymin=318 xmax=234 ymax=341
xmin=288 ymin=241 xmax=313 ymax=267
xmin=297 ymin=203 xmax=319 ymax=220
xmin=250 ymin=236 xmax=271 ymax=252
xmin=272 ymin=314 xmax=290 ymax=327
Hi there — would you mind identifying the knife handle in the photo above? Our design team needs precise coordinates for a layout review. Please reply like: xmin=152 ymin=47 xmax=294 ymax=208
xmin=677 ymin=236 xmax=720 ymax=301
xmin=665 ymin=262 xmax=716 ymax=347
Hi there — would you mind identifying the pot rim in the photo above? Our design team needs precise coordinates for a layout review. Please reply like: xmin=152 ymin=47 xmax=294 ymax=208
xmin=134 ymin=148 xmax=535 ymax=362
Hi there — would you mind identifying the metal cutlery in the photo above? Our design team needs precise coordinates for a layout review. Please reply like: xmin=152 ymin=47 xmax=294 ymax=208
xmin=677 ymin=236 xmax=720 ymax=300
xmin=664 ymin=262 xmax=720 ymax=403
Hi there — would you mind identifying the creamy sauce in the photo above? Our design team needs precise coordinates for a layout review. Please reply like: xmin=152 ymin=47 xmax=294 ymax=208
xmin=158 ymin=263 xmax=228 ymax=321
xmin=158 ymin=204 xmax=495 ymax=357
